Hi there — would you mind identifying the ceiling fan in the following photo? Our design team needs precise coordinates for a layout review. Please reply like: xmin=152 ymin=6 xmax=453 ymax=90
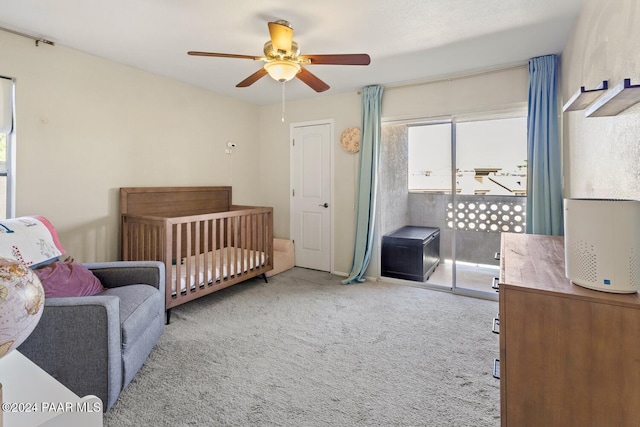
xmin=188 ymin=20 xmax=371 ymax=93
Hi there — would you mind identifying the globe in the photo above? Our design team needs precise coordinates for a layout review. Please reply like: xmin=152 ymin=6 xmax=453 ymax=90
xmin=0 ymin=257 xmax=45 ymax=359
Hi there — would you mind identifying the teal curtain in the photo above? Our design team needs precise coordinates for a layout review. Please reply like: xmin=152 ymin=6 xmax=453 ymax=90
xmin=526 ymin=55 xmax=563 ymax=235
xmin=342 ymin=85 xmax=384 ymax=284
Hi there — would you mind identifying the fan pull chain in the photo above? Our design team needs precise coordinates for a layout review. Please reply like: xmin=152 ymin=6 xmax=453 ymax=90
xmin=281 ymin=81 xmax=286 ymax=122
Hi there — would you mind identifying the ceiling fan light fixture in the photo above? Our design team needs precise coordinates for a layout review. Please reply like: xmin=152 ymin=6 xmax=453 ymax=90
xmin=263 ymin=40 xmax=300 ymax=59
xmin=268 ymin=20 xmax=293 ymax=53
xmin=188 ymin=19 xmax=370 ymax=93
xmin=264 ymin=60 xmax=301 ymax=82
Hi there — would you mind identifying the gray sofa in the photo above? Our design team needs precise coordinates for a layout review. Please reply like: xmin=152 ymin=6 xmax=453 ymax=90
xmin=18 ymin=261 xmax=165 ymax=411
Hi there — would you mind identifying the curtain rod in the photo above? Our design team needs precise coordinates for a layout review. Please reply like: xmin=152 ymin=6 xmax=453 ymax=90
xmin=0 ymin=26 xmax=55 ymax=47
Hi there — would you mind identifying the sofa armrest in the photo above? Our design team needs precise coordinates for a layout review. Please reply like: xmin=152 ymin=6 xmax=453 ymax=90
xmin=17 ymin=295 xmax=122 ymax=411
xmin=84 ymin=261 xmax=165 ymax=294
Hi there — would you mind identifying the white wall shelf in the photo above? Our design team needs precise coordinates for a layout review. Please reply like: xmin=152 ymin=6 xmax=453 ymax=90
xmin=562 ymin=80 xmax=608 ymax=112
xmin=585 ymin=78 xmax=640 ymax=117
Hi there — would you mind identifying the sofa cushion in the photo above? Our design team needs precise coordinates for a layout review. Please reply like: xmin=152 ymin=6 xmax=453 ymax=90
xmin=100 ymin=284 xmax=163 ymax=351
xmin=34 ymin=261 xmax=105 ymax=297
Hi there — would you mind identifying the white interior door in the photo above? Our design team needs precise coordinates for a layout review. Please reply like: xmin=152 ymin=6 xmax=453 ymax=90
xmin=291 ymin=122 xmax=332 ymax=271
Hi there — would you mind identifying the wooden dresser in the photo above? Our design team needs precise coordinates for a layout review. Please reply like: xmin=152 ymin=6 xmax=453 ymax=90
xmin=499 ymin=232 xmax=640 ymax=427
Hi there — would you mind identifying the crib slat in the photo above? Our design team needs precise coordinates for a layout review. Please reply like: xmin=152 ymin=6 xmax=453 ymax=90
xmin=194 ymin=221 xmax=201 ymax=291
xmin=211 ymin=218 xmax=217 ymax=284
xmin=164 ymin=219 xmax=174 ymax=304
xmin=203 ymin=219 xmax=210 ymax=286
xmin=252 ymin=213 xmax=257 ymax=270
xmin=239 ymin=214 xmax=245 ymax=277
xmin=218 ymin=218 xmax=224 ymax=282
xmin=235 ymin=215 xmax=242 ymax=277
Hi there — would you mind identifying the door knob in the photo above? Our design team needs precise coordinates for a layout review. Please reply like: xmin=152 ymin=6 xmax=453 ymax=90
xmin=319 ymin=203 xmax=329 ymax=208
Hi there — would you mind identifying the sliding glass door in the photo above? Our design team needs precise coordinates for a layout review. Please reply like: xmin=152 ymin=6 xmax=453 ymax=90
xmin=401 ymin=115 xmax=527 ymax=296
xmin=407 ymin=121 xmax=454 ymax=290
xmin=453 ymin=117 xmax=527 ymax=296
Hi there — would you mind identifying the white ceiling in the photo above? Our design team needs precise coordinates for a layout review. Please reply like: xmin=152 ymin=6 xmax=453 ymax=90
xmin=0 ymin=0 xmax=584 ymax=106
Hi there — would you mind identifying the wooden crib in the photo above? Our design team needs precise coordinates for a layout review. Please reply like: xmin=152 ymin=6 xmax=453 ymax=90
xmin=120 ymin=186 xmax=273 ymax=322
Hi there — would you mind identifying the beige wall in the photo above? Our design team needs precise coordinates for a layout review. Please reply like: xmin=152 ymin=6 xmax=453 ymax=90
xmin=2 ymin=25 xmax=530 ymax=276
xmin=7 ymin=0 xmax=629 ymax=278
xmin=562 ymin=0 xmax=640 ymax=198
xmin=259 ymin=66 xmax=529 ymax=276
xmin=382 ymin=66 xmax=528 ymax=122
xmin=1 ymin=31 xmax=260 ymax=262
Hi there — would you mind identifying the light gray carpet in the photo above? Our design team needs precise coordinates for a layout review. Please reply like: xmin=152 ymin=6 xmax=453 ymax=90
xmin=104 ymin=268 xmax=500 ymax=426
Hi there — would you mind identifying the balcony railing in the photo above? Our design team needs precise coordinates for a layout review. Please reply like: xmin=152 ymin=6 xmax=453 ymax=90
xmin=408 ymin=193 xmax=526 ymax=266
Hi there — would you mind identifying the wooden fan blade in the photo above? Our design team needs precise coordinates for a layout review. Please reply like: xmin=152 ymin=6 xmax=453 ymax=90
xmin=299 ymin=54 xmax=371 ymax=66
xmin=236 ymin=68 xmax=269 ymax=87
xmin=268 ymin=21 xmax=294 ymax=53
xmin=296 ymin=67 xmax=330 ymax=92
xmin=188 ymin=51 xmax=261 ymax=60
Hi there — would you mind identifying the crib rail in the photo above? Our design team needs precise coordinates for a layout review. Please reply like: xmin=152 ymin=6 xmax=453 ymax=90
xmin=121 ymin=206 xmax=273 ymax=310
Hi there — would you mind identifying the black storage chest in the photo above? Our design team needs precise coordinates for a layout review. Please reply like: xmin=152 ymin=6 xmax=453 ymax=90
xmin=381 ymin=226 xmax=440 ymax=282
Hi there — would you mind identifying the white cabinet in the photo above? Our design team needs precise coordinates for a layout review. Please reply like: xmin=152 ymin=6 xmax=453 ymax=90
xmin=0 ymin=351 xmax=103 ymax=427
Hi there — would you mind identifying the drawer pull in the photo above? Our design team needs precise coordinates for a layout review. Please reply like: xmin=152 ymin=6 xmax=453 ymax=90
xmin=492 ymin=277 xmax=500 ymax=291
xmin=494 ymin=252 xmax=501 ymax=260
xmin=493 ymin=359 xmax=500 ymax=379
xmin=492 ymin=317 xmax=500 ymax=334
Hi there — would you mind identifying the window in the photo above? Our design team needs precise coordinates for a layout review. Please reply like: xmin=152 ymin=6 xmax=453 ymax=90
xmin=0 ymin=132 xmax=8 ymax=219
xmin=0 ymin=77 xmax=15 ymax=219
xmin=408 ymin=122 xmax=452 ymax=192
xmin=408 ymin=116 xmax=527 ymax=235
xmin=456 ymin=117 xmax=527 ymax=196
xmin=408 ymin=116 xmax=527 ymax=196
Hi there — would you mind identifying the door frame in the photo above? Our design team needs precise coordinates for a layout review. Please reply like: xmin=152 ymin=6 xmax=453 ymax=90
xmin=289 ymin=119 xmax=335 ymax=273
